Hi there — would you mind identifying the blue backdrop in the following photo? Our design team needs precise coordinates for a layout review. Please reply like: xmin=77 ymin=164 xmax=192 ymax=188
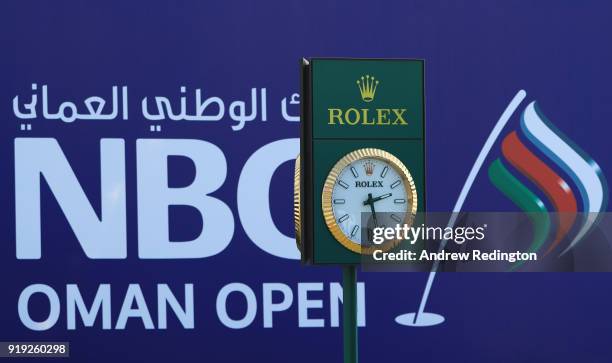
xmin=2 ymin=1 xmax=612 ymax=362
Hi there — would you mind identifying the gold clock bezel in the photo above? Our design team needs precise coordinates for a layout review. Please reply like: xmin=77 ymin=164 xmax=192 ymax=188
xmin=293 ymin=154 xmax=302 ymax=253
xmin=321 ymin=148 xmax=418 ymax=255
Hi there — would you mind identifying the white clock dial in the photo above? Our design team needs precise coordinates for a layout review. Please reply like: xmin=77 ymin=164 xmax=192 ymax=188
xmin=330 ymin=158 xmax=410 ymax=246
xmin=322 ymin=148 xmax=417 ymax=255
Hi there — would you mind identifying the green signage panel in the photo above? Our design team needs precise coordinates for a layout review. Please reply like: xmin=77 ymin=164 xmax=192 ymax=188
xmin=298 ymin=58 xmax=426 ymax=265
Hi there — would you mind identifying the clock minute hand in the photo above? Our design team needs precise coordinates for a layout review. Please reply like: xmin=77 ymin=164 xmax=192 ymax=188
xmin=369 ymin=192 xmax=392 ymax=204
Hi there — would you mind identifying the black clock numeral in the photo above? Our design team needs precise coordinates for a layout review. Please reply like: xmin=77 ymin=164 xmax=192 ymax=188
xmin=338 ymin=214 xmax=349 ymax=223
xmin=380 ymin=166 xmax=388 ymax=178
xmin=338 ymin=180 xmax=349 ymax=189
xmin=390 ymin=180 xmax=401 ymax=189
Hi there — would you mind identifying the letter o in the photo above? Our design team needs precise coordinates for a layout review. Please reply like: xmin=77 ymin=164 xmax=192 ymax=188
xmin=18 ymin=284 xmax=60 ymax=331
xmin=216 ymin=283 xmax=257 ymax=329
xmin=345 ymin=108 xmax=360 ymax=125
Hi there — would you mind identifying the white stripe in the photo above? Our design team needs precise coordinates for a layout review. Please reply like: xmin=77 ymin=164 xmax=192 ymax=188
xmin=412 ymin=90 xmax=527 ymax=323
xmin=521 ymin=101 xmax=604 ymax=254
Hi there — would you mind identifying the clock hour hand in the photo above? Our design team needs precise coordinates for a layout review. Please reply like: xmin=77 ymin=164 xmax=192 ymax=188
xmin=364 ymin=193 xmax=379 ymax=227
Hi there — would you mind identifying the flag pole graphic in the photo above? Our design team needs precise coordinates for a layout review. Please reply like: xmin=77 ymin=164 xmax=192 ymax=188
xmin=395 ymin=90 xmax=527 ymax=327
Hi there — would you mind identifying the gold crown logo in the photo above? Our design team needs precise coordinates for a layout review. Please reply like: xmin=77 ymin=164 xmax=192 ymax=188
xmin=364 ymin=161 xmax=375 ymax=175
xmin=356 ymin=75 xmax=379 ymax=102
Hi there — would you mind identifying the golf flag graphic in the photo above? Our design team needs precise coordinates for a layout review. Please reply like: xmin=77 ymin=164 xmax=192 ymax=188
xmin=406 ymin=92 xmax=609 ymax=327
xmin=489 ymin=101 xmax=609 ymax=256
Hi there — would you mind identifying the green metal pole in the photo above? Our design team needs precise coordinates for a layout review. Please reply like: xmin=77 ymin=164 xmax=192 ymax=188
xmin=342 ymin=265 xmax=358 ymax=363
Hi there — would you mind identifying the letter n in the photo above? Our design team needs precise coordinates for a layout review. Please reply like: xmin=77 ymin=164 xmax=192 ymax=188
xmin=14 ymin=138 xmax=126 ymax=259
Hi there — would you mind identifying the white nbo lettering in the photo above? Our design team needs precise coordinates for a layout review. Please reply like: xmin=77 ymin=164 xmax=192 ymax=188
xmin=14 ymin=138 xmax=300 ymax=260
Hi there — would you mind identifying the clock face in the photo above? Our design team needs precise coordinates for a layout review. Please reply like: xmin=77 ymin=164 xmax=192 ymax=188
xmin=322 ymin=148 xmax=417 ymax=254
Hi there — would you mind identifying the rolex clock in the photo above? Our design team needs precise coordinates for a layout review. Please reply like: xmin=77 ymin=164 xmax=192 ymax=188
xmin=298 ymin=58 xmax=426 ymax=265
xmin=322 ymin=148 xmax=417 ymax=254
xmin=294 ymin=154 xmax=302 ymax=253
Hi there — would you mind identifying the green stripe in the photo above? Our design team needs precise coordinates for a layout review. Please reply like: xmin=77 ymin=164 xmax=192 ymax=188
xmin=488 ymin=159 xmax=550 ymax=270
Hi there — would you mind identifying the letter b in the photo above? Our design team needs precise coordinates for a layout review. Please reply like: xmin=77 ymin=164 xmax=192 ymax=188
xmin=137 ymin=139 xmax=234 ymax=258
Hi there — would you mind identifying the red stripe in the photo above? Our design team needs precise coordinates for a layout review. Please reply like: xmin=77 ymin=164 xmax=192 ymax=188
xmin=502 ymin=131 xmax=577 ymax=254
